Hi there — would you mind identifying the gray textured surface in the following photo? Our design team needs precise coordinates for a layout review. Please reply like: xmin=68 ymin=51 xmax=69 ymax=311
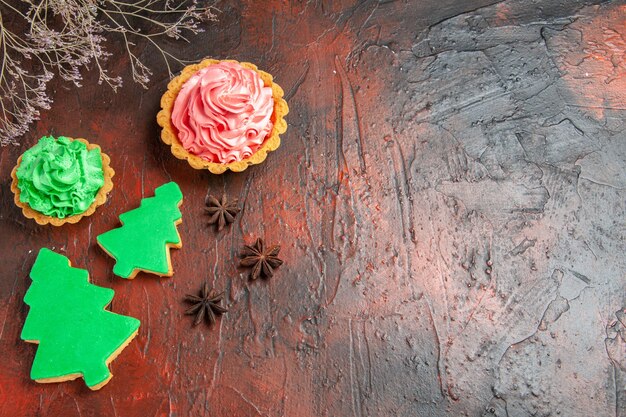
xmin=376 ymin=1 xmax=626 ymax=415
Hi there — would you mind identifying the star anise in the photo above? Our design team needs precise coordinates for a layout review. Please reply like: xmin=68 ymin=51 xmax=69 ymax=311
xmin=205 ymin=194 xmax=241 ymax=231
xmin=184 ymin=283 xmax=228 ymax=326
xmin=240 ymin=238 xmax=283 ymax=280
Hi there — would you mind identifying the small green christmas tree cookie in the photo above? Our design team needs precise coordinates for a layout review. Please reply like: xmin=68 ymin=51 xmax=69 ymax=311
xmin=21 ymin=248 xmax=140 ymax=390
xmin=97 ymin=182 xmax=183 ymax=279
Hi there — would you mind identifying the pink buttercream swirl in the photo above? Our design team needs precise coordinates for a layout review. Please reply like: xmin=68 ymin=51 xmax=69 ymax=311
xmin=171 ymin=61 xmax=274 ymax=163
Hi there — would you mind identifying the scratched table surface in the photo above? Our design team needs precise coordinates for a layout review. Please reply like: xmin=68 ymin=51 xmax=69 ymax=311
xmin=1 ymin=1 xmax=625 ymax=416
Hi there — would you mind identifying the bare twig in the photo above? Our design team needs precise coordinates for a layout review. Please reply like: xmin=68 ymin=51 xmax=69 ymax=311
xmin=0 ymin=0 xmax=217 ymax=145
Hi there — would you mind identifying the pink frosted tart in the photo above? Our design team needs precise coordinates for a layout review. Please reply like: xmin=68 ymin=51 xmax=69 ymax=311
xmin=157 ymin=59 xmax=288 ymax=174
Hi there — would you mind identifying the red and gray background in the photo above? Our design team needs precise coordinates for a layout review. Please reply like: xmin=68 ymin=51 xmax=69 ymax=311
xmin=0 ymin=1 xmax=624 ymax=416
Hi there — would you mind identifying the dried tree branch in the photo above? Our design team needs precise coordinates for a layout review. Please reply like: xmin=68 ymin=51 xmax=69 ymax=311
xmin=0 ymin=0 xmax=217 ymax=146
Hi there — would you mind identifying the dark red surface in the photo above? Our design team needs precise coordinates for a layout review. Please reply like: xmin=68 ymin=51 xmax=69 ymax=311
xmin=1 ymin=1 xmax=625 ymax=416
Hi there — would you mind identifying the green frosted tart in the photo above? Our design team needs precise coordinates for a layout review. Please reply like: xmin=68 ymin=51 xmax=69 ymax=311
xmin=10 ymin=136 xmax=114 ymax=226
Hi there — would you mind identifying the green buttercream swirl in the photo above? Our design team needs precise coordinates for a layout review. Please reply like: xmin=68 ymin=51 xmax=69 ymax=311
xmin=16 ymin=136 xmax=105 ymax=218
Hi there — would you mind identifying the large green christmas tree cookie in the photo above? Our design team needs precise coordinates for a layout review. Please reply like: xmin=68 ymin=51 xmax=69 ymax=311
xmin=97 ymin=181 xmax=183 ymax=279
xmin=21 ymin=248 xmax=140 ymax=390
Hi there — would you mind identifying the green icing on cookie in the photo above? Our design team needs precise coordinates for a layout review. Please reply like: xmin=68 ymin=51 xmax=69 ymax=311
xmin=16 ymin=135 xmax=104 ymax=218
xmin=21 ymin=248 xmax=140 ymax=390
xmin=97 ymin=182 xmax=183 ymax=279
